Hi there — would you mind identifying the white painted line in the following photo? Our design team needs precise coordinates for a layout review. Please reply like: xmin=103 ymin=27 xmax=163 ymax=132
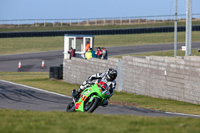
xmin=0 ymin=79 xmax=71 ymax=98
xmin=165 ymin=112 xmax=200 ymax=118
xmin=0 ymin=50 xmax=63 ymax=57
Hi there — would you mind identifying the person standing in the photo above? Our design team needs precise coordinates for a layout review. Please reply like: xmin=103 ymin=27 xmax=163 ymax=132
xmin=68 ymin=47 xmax=76 ymax=59
xmin=95 ymin=47 xmax=102 ymax=59
xmin=101 ymin=47 xmax=108 ymax=60
xmin=91 ymin=48 xmax=97 ymax=58
xmin=84 ymin=48 xmax=92 ymax=60
xmin=85 ymin=41 xmax=90 ymax=52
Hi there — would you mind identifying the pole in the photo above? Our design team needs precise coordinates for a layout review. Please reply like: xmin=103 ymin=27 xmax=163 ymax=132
xmin=185 ymin=0 xmax=192 ymax=56
xmin=174 ymin=0 xmax=178 ymax=58
xmin=189 ymin=0 xmax=192 ymax=55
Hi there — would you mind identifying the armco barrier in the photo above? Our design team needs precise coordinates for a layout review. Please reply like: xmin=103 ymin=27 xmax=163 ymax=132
xmin=0 ymin=25 xmax=200 ymax=38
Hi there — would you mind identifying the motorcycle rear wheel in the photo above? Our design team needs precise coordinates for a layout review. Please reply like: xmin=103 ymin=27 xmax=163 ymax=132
xmin=66 ymin=101 xmax=75 ymax=112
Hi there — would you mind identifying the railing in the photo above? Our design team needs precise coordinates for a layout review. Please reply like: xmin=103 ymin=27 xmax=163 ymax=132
xmin=0 ymin=13 xmax=200 ymax=27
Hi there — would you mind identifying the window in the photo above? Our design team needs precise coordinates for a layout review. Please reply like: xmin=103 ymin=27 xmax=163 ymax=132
xmin=76 ymin=37 xmax=83 ymax=52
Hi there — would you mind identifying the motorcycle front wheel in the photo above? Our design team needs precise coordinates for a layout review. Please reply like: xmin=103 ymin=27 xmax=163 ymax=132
xmin=84 ymin=97 xmax=100 ymax=113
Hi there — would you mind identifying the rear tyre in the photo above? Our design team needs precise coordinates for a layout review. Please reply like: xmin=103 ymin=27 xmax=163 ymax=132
xmin=84 ymin=97 xmax=100 ymax=113
xmin=66 ymin=101 xmax=75 ymax=112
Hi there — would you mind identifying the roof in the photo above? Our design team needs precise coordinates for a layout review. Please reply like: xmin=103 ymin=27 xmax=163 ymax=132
xmin=64 ymin=34 xmax=94 ymax=37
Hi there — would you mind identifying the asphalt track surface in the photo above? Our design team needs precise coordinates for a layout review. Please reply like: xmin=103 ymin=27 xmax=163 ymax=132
xmin=0 ymin=42 xmax=200 ymax=72
xmin=1 ymin=79 xmax=200 ymax=118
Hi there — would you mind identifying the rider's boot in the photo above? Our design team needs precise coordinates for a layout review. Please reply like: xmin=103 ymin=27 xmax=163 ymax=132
xmin=72 ymin=88 xmax=82 ymax=98
xmin=101 ymin=99 xmax=108 ymax=107
xmin=72 ymin=89 xmax=76 ymax=97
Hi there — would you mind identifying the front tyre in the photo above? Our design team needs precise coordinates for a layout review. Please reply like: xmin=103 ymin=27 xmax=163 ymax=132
xmin=66 ymin=101 xmax=75 ymax=112
xmin=84 ymin=97 xmax=100 ymax=113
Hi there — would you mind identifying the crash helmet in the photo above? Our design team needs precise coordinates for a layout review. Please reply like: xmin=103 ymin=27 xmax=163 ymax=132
xmin=106 ymin=68 xmax=117 ymax=81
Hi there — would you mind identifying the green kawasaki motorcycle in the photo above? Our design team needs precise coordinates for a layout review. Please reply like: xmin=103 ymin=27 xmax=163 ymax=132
xmin=66 ymin=81 xmax=110 ymax=113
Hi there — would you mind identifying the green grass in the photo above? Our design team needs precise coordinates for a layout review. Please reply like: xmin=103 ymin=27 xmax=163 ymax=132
xmin=0 ymin=72 xmax=79 ymax=95
xmin=0 ymin=31 xmax=200 ymax=55
xmin=0 ymin=37 xmax=64 ymax=55
xmin=1 ymin=109 xmax=200 ymax=133
xmin=0 ymin=72 xmax=200 ymax=115
xmin=112 ymin=49 xmax=200 ymax=58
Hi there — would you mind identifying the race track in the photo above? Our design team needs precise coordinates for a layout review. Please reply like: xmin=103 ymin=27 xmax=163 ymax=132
xmin=1 ymin=80 xmax=200 ymax=118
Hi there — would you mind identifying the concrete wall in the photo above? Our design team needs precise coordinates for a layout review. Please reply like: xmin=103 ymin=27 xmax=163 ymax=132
xmin=122 ymin=56 xmax=200 ymax=104
xmin=63 ymin=56 xmax=200 ymax=104
xmin=63 ymin=57 xmax=119 ymax=85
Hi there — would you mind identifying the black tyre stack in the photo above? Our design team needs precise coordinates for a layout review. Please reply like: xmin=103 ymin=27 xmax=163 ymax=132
xmin=49 ymin=64 xmax=63 ymax=79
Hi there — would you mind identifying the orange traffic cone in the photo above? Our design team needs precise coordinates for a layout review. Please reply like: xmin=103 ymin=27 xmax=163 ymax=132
xmin=41 ymin=60 xmax=45 ymax=67
xmin=18 ymin=61 xmax=22 ymax=69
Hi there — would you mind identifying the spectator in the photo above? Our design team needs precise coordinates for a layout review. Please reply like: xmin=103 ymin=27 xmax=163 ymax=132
xmin=68 ymin=47 xmax=76 ymax=59
xmin=85 ymin=41 xmax=90 ymax=52
xmin=90 ymin=48 xmax=97 ymax=58
xmin=95 ymin=47 xmax=102 ymax=59
xmin=101 ymin=47 xmax=108 ymax=60
xmin=84 ymin=48 xmax=92 ymax=60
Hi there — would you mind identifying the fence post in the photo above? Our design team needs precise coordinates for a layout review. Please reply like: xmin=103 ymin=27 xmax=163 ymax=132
xmin=61 ymin=19 xmax=63 ymax=26
xmin=27 ymin=19 xmax=29 ymax=25
xmin=112 ymin=17 xmax=114 ymax=25
xmin=35 ymin=19 xmax=37 ymax=27
xmin=104 ymin=18 xmax=106 ymax=25
xmin=120 ymin=17 xmax=122 ymax=25
xmin=162 ymin=16 xmax=165 ymax=22
xmin=87 ymin=18 xmax=89 ymax=25
xmin=18 ymin=19 xmax=20 ymax=26
xmin=138 ymin=17 xmax=140 ymax=23
xmin=117 ymin=59 xmax=123 ymax=91
xmin=70 ymin=19 xmax=72 ymax=26
xmin=95 ymin=18 xmax=97 ymax=25
xmin=146 ymin=16 xmax=148 ymax=23
xmin=53 ymin=19 xmax=55 ymax=27
xmin=9 ymin=20 xmax=11 ymax=27
xmin=77 ymin=19 xmax=79 ymax=26
xmin=44 ymin=19 xmax=46 ymax=27
xmin=129 ymin=17 xmax=131 ymax=24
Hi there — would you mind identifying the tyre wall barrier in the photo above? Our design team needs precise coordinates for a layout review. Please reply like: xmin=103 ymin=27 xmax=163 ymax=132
xmin=49 ymin=64 xmax=63 ymax=79
xmin=0 ymin=25 xmax=200 ymax=38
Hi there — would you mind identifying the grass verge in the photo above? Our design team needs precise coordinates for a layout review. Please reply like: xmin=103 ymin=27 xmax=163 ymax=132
xmin=0 ymin=109 xmax=200 ymax=133
xmin=112 ymin=49 xmax=200 ymax=58
xmin=0 ymin=31 xmax=200 ymax=55
xmin=0 ymin=72 xmax=200 ymax=115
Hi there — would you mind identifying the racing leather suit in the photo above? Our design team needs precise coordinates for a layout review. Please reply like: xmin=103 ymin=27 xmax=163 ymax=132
xmin=79 ymin=72 xmax=116 ymax=98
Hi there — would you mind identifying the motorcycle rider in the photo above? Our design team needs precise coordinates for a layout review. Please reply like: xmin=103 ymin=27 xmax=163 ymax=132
xmin=73 ymin=68 xmax=117 ymax=106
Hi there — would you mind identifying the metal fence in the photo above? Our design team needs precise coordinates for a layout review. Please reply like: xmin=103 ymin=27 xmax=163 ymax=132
xmin=0 ymin=13 xmax=200 ymax=27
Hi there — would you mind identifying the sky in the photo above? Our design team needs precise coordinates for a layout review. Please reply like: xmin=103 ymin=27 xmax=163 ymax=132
xmin=0 ymin=0 xmax=200 ymax=20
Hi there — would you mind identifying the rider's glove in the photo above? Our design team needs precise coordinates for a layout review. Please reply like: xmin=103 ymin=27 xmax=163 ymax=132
xmin=86 ymin=80 xmax=93 ymax=85
xmin=83 ymin=81 xmax=87 ymax=85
